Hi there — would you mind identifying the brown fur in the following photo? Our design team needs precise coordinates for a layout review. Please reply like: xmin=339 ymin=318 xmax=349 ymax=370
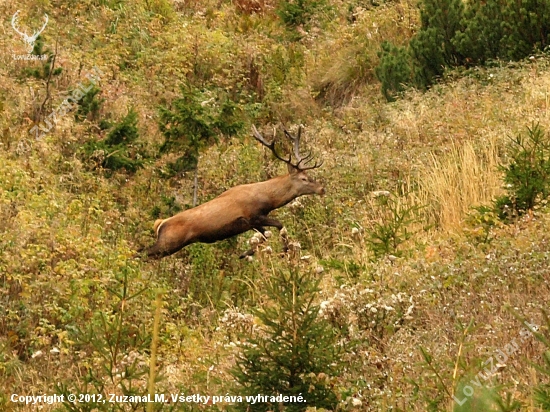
xmin=142 ymin=169 xmax=324 ymax=259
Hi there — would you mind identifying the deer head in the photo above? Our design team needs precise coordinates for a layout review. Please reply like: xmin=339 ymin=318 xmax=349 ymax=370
xmin=252 ymin=124 xmax=325 ymax=196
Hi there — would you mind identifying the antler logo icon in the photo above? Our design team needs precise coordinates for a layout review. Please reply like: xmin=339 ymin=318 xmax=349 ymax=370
xmin=11 ymin=10 xmax=49 ymax=53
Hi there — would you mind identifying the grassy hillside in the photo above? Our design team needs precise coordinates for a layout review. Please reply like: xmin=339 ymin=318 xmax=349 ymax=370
xmin=1 ymin=0 xmax=550 ymax=411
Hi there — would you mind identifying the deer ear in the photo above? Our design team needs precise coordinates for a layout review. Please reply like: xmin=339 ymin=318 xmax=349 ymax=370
xmin=287 ymin=163 xmax=297 ymax=174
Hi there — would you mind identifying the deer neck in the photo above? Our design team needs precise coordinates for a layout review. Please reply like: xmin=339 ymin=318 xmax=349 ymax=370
xmin=264 ymin=174 xmax=300 ymax=210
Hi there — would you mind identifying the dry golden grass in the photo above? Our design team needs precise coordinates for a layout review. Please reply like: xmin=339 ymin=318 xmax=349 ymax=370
xmin=417 ymin=138 xmax=502 ymax=230
xmin=309 ymin=1 xmax=418 ymax=106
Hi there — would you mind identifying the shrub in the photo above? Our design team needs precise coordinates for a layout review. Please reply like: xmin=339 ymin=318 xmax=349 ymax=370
xmin=376 ymin=0 xmax=550 ymax=99
xmin=500 ymin=0 xmax=550 ymax=60
xmin=81 ymin=109 xmax=144 ymax=174
xmin=21 ymin=36 xmax=63 ymax=80
xmin=56 ymin=266 xmax=152 ymax=411
xmin=366 ymin=193 xmax=422 ymax=259
xmin=74 ymin=86 xmax=103 ymax=122
xmin=409 ymin=0 xmax=465 ymax=89
xmin=451 ymin=0 xmax=505 ymax=65
xmin=158 ymin=84 xmax=243 ymax=177
xmin=376 ymin=41 xmax=413 ymax=102
xmin=494 ymin=123 xmax=550 ymax=220
xmin=276 ymin=0 xmax=326 ymax=28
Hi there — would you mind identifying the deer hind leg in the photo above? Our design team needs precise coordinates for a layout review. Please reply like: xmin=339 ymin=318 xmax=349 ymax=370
xmin=139 ymin=219 xmax=192 ymax=259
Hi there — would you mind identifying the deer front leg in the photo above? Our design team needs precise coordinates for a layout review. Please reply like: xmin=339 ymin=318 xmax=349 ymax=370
xmin=240 ymin=216 xmax=288 ymax=259
xmin=253 ymin=216 xmax=283 ymax=230
xmin=254 ymin=217 xmax=290 ymax=253
xmin=254 ymin=216 xmax=290 ymax=254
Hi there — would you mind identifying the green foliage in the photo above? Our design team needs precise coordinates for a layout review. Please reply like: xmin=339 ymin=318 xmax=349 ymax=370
xmin=492 ymin=392 xmax=523 ymax=412
xmin=261 ymin=43 xmax=306 ymax=117
xmin=74 ymin=86 xmax=104 ymax=122
xmin=500 ymin=0 xmax=550 ymax=60
xmin=376 ymin=41 xmax=412 ymax=101
xmin=465 ymin=205 xmax=500 ymax=244
xmin=376 ymin=0 xmax=550 ymax=99
xmin=56 ymin=266 xmax=151 ymax=411
xmin=409 ymin=0 xmax=465 ymax=89
xmin=150 ymin=195 xmax=182 ymax=219
xmin=232 ymin=265 xmax=341 ymax=411
xmin=158 ymin=84 xmax=243 ymax=177
xmin=21 ymin=36 xmax=63 ymax=80
xmin=276 ymin=0 xmax=326 ymax=29
xmin=453 ymin=382 xmax=519 ymax=412
xmin=494 ymin=124 xmax=550 ymax=220
xmin=81 ymin=109 xmax=144 ymax=173
xmin=452 ymin=0 xmax=505 ymax=65
xmin=366 ymin=194 xmax=421 ymax=259
xmin=105 ymin=108 xmax=140 ymax=146
xmin=408 ymin=321 xmax=474 ymax=411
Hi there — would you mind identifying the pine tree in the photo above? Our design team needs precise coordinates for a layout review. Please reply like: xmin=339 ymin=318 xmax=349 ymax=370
xmin=375 ymin=0 xmax=550 ymax=100
xmin=500 ymin=0 xmax=550 ymax=60
xmin=157 ymin=83 xmax=243 ymax=180
xmin=494 ymin=124 xmax=550 ymax=220
xmin=376 ymin=41 xmax=413 ymax=102
xmin=232 ymin=266 xmax=341 ymax=412
xmin=452 ymin=0 xmax=506 ymax=65
xmin=409 ymin=0 xmax=465 ymax=88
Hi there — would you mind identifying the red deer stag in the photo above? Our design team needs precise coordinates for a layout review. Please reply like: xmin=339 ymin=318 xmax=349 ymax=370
xmin=142 ymin=125 xmax=324 ymax=259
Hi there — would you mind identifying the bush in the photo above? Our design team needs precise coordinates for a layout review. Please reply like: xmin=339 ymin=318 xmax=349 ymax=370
xmin=56 ymin=266 xmax=152 ymax=411
xmin=494 ymin=123 xmax=550 ymax=220
xmin=500 ymin=0 xmax=550 ymax=60
xmin=74 ymin=86 xmax=103 ymax=122
xmin=21 ymin=36 xmax=63 ymax=80
xmin=158 ymin=84 xmax=243 ymax=177
xmin=451 ymin=0 xmax=505 ymax=65
xmin=376 ymin=0 xmax=550 ymax=99
xmin=81 ymin=109 xmax=144 ymax=174
xmin=376 ymin=41 xmax=413 ymax=101
xmin=366 ymin=193 xmax=422 ymax=259
xmin=276 ymin=0 xmax=326 ymax=29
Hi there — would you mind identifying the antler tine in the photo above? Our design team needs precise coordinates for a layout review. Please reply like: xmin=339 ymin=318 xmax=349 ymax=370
xmin=298 ymin=158 xmax=324 ymax=171
xmin=281 ymin=124 xmax=323 ymax=170
xmin=297 ymin=151 xmax=314 ymax=166
xmin=252 ymin=125 xmax=292 ymax=164
xmin=295 ymin=125 xmax=303 ymax=161
xmin=282 ymin=125 xmax=303 ymax=164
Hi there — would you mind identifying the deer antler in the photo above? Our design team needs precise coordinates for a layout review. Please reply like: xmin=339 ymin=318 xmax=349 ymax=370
xmin=282 ymin=125 xmax=323 ymax=171
xmin=252 ymin=124 xmax=323 ymax=171
xmin=252 ymin=124 xmax=292 ymax=165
